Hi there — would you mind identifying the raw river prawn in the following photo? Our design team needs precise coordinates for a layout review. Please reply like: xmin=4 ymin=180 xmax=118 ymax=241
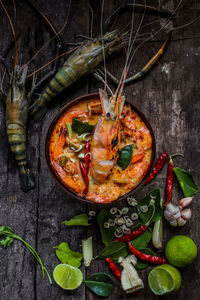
xmin=28 ymin=2 xmax=173 ymax=122
xmin=0 ymin=1 xmax=36 ymax=192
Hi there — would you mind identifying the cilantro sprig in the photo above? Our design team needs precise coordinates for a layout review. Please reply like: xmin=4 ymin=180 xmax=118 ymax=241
xmin=0 ymin=225 xmax=52 ymax=284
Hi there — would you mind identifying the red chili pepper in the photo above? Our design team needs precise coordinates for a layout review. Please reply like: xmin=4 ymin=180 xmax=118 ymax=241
xmin=144 ymin=151 xmax=168 ymax=185
xmin=128 ymin=242 xmax=168 ymax=264
xmin=114 ymin=225 xmax=147 ymax=243
xmin=164 ymin=154 xmax=183 ymax=206
xmin=164 ymin=156 xmax=174 ymax=206
xmin=105 ymin=257 xmax=121 ymax=280
xmin=79 ymin=160 xmax=89 ymax=196
xmin=85 ymin=141 xmax=90 ymax=174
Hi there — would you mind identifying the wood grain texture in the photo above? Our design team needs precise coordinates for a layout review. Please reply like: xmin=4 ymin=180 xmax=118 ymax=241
xmin=0 ymin=0 xmax=199 ymax=300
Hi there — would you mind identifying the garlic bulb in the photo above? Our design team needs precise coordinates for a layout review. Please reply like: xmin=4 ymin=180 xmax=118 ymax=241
xmin=164 ymin=198 xmax=192 ymax=227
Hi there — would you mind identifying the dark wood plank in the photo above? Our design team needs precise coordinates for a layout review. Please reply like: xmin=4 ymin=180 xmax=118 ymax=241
xmin=0 ymin=1 xmax=199 ymax=300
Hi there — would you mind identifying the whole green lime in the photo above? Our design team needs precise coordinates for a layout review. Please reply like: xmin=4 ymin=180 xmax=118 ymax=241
xmin=166 ymin=235 xmax=197 ymax=268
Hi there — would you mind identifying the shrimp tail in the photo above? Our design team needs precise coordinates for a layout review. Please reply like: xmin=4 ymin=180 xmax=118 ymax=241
xmin=19 ymin=164 xmax=36 ymax=192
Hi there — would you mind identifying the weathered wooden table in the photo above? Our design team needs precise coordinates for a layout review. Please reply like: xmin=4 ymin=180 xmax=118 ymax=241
xmin=0 ymin=1 xmax=199 ymax=299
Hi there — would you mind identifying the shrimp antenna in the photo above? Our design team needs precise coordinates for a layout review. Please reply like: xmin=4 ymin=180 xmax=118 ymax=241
xmin=0 ymin=0 xmax=18 ymax=68
xmin=22 ymin=0 xmax=71 ymax=71
xmin=115 ymin=0 xmax=184 ymax=94
xmin=100 ymin=0 xmax=107 ymax=91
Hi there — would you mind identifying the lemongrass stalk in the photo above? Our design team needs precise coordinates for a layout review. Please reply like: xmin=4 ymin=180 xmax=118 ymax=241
xmin=82 ymin=236 xmax=93 ymax=267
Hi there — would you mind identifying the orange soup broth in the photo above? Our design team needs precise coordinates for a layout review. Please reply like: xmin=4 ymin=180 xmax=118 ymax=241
xmin=49 ymin=99 xmax=152 ymax=203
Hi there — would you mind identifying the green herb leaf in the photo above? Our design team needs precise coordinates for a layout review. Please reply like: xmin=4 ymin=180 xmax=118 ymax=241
xmin=54 ymin=242 xmax=82 ymax=268
xmin=0 ymin=236 xmax=13 ymax=248
xmin=131 ymin=230 xmax=152 ymax=249
xmin=137 ymin=189 xmax=162 ymax=225
xmin=62 ymin=214 xmax=89 ymax=226
xmin=117 ymin=144 xmax=133 ymax=170
xmin=173 ymin=167 xmax=198 ymax=197
xmin=72 ymin=119 xmax=95 ymax=135
xmin=85 ymin=272 xmax=113 ymax=297
xmin=0 ymin=225 xmax=52 ymax=284
xmin=100 ymin=242 xmax=128 ymax=260
xmin=135 ymin=248 xmax=157 ymax=270
xmin=97 ymin=210 xmax=116 ymax=246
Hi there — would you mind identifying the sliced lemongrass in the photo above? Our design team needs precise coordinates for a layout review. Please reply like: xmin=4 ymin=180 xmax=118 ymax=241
xmin=131 ymin=213 xmax=138 ymax=221
xmin=124 ymin=216 xmax=129 ymax=220
xmin=125 ymin=219 xmax=133 ymax=227
xmin=116 ymin=226 xmax=123 ymax=233
xmin=121 ymin=207 xmax=129 ymax=215
xmin=82 ymin=236 xmax=93 ymax=267
xmin=110 ymin=207 xmax=118 ymax=215
xmin=140 ymin=205 xmax=149 ymax=213
xmin=74 ymin=145 xmax=84 ymax=152
xmin=122 ymin=226 xmax=131 ymax=234
xmin=78 ymin=132 xmax=91 ymax=141
xmin=104 ymin=222 xmax=110 ymax=228
xmin=117 ymin=218 xmax=125 ymax=225
xmin=115 ymin=231 xmax=123 ymax=238
xmin=149 ymin=199 xmax=155 ymax=206
xmin=78 ymin=153 xmax=85 ymax=159
xmin=127 ymin=197 xmax=137 ymax=206
xmin=115 ymin=209 xmax=122 ymax=217
xmin=108 ymin=219 xmax=115 ymax=226
xmin=88 ymin=210 xmax=96 ymax=217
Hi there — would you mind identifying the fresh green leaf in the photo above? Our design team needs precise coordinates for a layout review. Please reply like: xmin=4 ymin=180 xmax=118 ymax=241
xmin=117 ymin=144 xmax=133 ymax=170
xmin=54 ymin=242 xmax=82 ymax=268
xmin=0 ymin=226 xmax=13 ymax=234
xmin=135 ymin=248 xmax=157 ymax=270
xmin=72 ymin=119 xmax=95 ymax=135
xmin=97 ymin=210 xmax=116 ymax=246
xmin=174 ymin=167 xmax=198 ymax=197
xmin=62 ymin=214 xmax=89 ymax=226
xmin=85 ymin=272 xmax=113 ymax=297
xmin=137 ymin=189 xmax=162 ymax=225
xmin=0 ymin=236 xmax=13 ymax=248
xmin=131 ymin=230 xmax=152 ymax=249
xmin=100 ymin=242 xmax=128 ymax=260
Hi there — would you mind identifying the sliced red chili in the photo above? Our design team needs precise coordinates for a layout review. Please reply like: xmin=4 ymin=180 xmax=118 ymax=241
xmin=79 ymin=160 xmax=89 ymax=196
xmin=128 ymin=242 xmax=168 ymax=264
xmin=114 ymin=225 xmax=147 ymax=243
xmin=105 ymin=257 xmax=121 ymax=280
xmin=144 ymin=151 xmax=168 ymax=185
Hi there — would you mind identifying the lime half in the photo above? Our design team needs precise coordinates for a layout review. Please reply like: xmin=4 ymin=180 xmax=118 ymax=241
xmin=53 ymin=264 xmax=83 ymax=290
xmin=148 ymin=264 xmax=181 ymax=296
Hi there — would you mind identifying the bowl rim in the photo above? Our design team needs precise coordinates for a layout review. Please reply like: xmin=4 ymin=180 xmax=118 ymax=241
xmin=45 ymin=93 xmax=156 ymax=204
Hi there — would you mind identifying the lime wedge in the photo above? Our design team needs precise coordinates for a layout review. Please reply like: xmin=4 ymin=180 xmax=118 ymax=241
xmin=53 ymin=264 xmax=83 ymax=290
xmin=148 ymin=264 xmax=181 ymax=295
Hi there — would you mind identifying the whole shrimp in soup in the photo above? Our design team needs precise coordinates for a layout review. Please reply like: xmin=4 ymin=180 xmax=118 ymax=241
xmin=90 ymin=89 xmax=125 ymax=184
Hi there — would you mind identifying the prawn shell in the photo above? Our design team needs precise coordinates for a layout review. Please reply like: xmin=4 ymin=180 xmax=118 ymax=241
xmin=45 ymin=93 xmax=155 ymax=204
